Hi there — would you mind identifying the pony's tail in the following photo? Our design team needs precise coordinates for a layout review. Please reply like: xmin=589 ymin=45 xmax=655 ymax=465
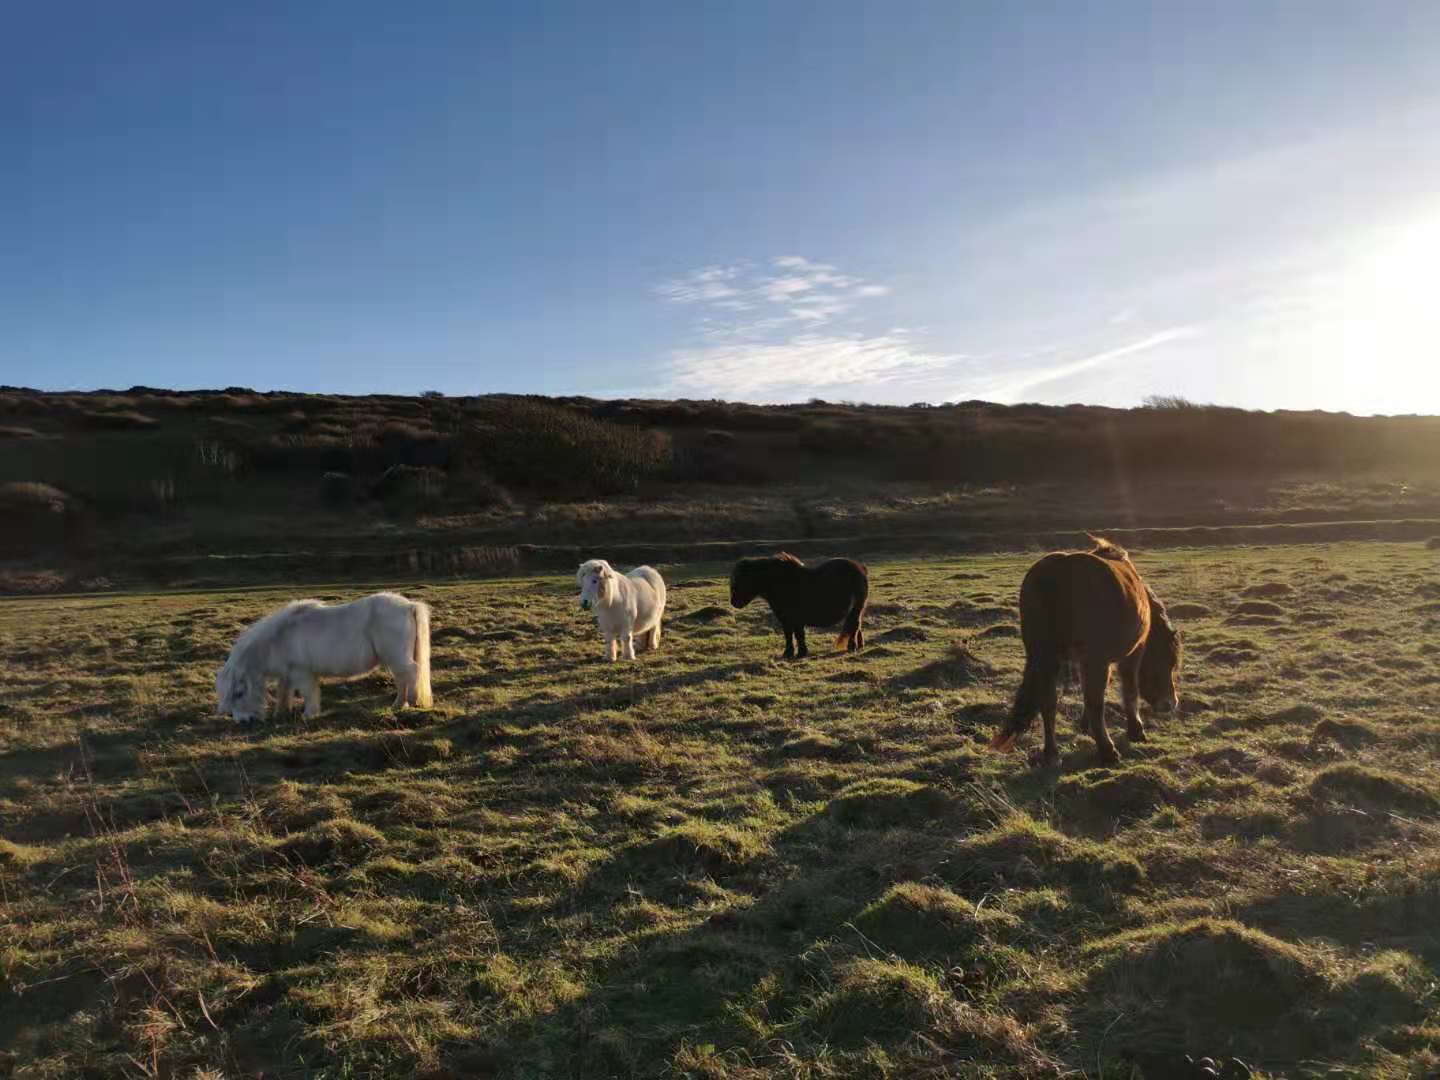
xmin=412 ymin=602 xmax=433 ymax=708
xmin=991 ymin=645 xmax=1057 ymax=752
xmin=836 ymin=566 xmax=869 ymax=649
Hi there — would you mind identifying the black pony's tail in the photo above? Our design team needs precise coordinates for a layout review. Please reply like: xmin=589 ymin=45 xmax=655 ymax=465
xmin=836 ymin=565 xmax=868 ymax=650
xmin=991 ymin=646 xmax=1058 ymax=751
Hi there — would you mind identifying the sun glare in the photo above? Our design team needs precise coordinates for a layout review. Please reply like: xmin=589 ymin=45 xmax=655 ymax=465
xmin=1336 ymin=211 xmax=1440 ymax=412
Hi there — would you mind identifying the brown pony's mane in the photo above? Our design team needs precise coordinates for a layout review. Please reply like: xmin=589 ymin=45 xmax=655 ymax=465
xmin=1087 ymin=534 xmax=1130 ymax=562
xmin=773 ymin=551 xmax=805 ymax=566
xmin=1145 ymin=584 xmax=1175 ymax=632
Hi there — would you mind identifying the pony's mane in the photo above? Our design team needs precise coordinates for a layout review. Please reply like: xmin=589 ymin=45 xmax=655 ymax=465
xmin=1145 ymin=585 xmax=1174 ymax=630
xmin=1087 ymin=534 xmax=1130 ymax=562
xmin=773 ymin=551 xmax=805 ymax=566
xmin=229 ymin=599 xmax=321 ymax=661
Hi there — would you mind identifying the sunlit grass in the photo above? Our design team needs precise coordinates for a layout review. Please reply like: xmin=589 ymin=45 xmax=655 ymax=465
xmin=2 ymin=542 xmax=1439 ymax=1076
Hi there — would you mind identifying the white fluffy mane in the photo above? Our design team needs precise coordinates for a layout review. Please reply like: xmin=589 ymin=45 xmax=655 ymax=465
xmin=226 ymin=599 xmax=322 ymax=668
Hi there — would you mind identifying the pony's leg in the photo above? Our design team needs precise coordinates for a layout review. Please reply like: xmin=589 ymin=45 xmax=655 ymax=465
xmin=605 ymin=634 xmax=618 ymax=662
xmin=1081 ymin=661 xmax=1119 ymax=764
xmin=1118 ymin=652 xmax=1146 ymax=742
xmin=300 ymin=675 xmax=322 ymax=719
xmin=275 ymin=676 xmax=294 ymax=717
xmin=391 ymin=663 xmax=417 ymax=708
xmin=623 ymin=632 xmax=637 ymax=660
xmin=648 ymin=624 xmax=662 ymax=651
xmin=782 ymin=626 xmax=795 ymax=660
xmin=795 ymin=626 xmax=809 ymax=659
xmin=1039 ymin=665 xmax=1061 ymax=767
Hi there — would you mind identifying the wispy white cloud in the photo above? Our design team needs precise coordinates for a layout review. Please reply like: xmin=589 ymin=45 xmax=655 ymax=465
xmin=773 ymin=255 xmax=831 ymax=271
xmin=655 ymin=256 xmax=937 ymax=400
xmin=669 ymin=331 xmax=962 ymax=401
xmin=656 ymin=256 xmax=887 ymax=333
xmin=655 ymin=264 xmax=748 ymax=305
xmin=763 ymin=275 xmax=816 ymax=301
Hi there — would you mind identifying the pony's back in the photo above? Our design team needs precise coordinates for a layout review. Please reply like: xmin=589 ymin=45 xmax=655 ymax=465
xmin=230 ymin=599 xmax=322 ymax=655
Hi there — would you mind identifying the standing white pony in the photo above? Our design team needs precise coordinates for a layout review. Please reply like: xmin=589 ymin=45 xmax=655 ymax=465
xmin=577 ymin=559 xmax=667 ymax=661
xmin=216 ymin=592 xmax=432 ymax=722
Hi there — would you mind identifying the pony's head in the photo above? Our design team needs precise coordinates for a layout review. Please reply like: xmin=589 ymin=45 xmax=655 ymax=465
xmin=1139 ymin=587 xmax=1183 ymax=713
xmin=730 ymin=553 xmax=800 ymax=608
xmin=577 ymin=559 xmax=619 ymax=610
xmin=215 ymin=658 xmax=265 ymax=723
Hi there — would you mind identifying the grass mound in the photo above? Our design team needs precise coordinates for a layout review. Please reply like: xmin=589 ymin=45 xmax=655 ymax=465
xmin=1268 ymin=703 xmax=1322 ymax=725
xmin=1234 ymin=599 xmax=1286 ymax=616
xmin=676 ymin=605 xmax=731 ymax=623
xmin=276 ymin=817 xmax=387 ymax=866
xmin=891 ymin=640 xmax=994 ymax=689
xmin=779 ymin=731 xmax=854 ymax=760
xmin=873 ymin=624 xmax=928 ymax=643
xmin=1168 ymin=602 xmax=1212 ymax=619
xmin=827 ymin=777 xmax=953 ymax=828
xmin=642 ymin=821 xmax=771 ymax=873
xmin=1056 ymin=764 xmax=1181 ymax=821
xmin=977 ymin=622 xmax=1020 ymax=638
xmin=1205 ymin=643 xmax=1261 ymax=665
xmin=853 ymin=882 xmax=1016 ymax=961
xmin=1242 ymin=582 xmax=1294 ymax=598
xmin=1192 ymin=746 xmax=1258 ymax=775
xmin=1310 ymin=717 xmax=1380 ymax=748
xmin=1309 ymin=765 xmax=1439 ymax=815
xmin=804 ymin=957 xmax=945 ymax=1048
xmin=951 ymin=813 xmax=1145 ymax=897
xmin=1082 ymin=918 xmax=1328 ymax=1058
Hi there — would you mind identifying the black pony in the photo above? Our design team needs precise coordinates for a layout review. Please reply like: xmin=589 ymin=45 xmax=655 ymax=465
xmin=729 ymin=553 xmax=869 ymax=659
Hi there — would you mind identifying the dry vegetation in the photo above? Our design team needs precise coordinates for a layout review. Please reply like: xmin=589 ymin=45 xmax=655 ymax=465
xmin=4 ymin=541 xmax=1440 ymax=1077
xmin=4 ymin=386 xmax=1440 ymax=592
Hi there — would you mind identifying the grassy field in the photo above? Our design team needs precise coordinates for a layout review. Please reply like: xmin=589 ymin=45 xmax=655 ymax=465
xmin=3 ymin=541 xmax=1440 ymax=1078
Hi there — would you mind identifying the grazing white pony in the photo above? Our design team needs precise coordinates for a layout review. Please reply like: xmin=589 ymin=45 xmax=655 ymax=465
xmin=216 ymin=592 xmax=432 ymax=722
xmin=577 ymin=559 xmax=666 ymax=661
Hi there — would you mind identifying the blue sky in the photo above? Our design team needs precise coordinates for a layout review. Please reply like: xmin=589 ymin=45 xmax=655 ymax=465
xmin=6 ymin=2 xmax=1440 ymax=412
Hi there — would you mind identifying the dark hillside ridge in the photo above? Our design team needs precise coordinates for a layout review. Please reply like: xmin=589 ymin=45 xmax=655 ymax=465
xmin=3 ymin=387 xmax=1439 ymax=591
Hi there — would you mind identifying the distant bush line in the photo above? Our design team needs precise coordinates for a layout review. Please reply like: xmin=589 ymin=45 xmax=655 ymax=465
xmin=2 ymin=386 xmax=1439 ymax=550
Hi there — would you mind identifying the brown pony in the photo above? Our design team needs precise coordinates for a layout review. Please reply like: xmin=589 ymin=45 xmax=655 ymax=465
xmin=991 ymin=536 xmax=1182 ymax=766
xmin=730 ymin=553 xmax=868 ymax=659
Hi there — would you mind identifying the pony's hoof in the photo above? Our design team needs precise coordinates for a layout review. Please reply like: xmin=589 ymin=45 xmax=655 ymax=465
xmin=1097 ymin=748 xmax=1121 ymax=766
xmin=1127 ymin=727 xmax=1147 ymax=743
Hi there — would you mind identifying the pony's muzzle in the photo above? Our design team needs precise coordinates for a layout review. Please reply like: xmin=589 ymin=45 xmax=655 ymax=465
xmin=580 ymin=598 xmax=591 ymax=611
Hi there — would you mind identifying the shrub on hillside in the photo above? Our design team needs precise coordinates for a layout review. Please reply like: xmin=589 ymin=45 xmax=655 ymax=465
xmin=251 ymin=433 xmax=372 ymax=473
xmin=70 ymin=409 xmax=159 ymax=431
xmin=370 ymin=464 xmax=445 ymax=509
xmin=377 ymin=421 xmax=451 ymax=469
xmin=0 ymin=481 xmax=90 ymax=556
xmin=321 ymin=471 xmax=354 ymax=507
xmin=464 ymin=398 xmax=672 ymax=495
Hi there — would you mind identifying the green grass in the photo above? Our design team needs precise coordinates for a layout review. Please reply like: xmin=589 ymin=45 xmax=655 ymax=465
xmin=3 ymin=542 xmax=1440 ymax=1077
